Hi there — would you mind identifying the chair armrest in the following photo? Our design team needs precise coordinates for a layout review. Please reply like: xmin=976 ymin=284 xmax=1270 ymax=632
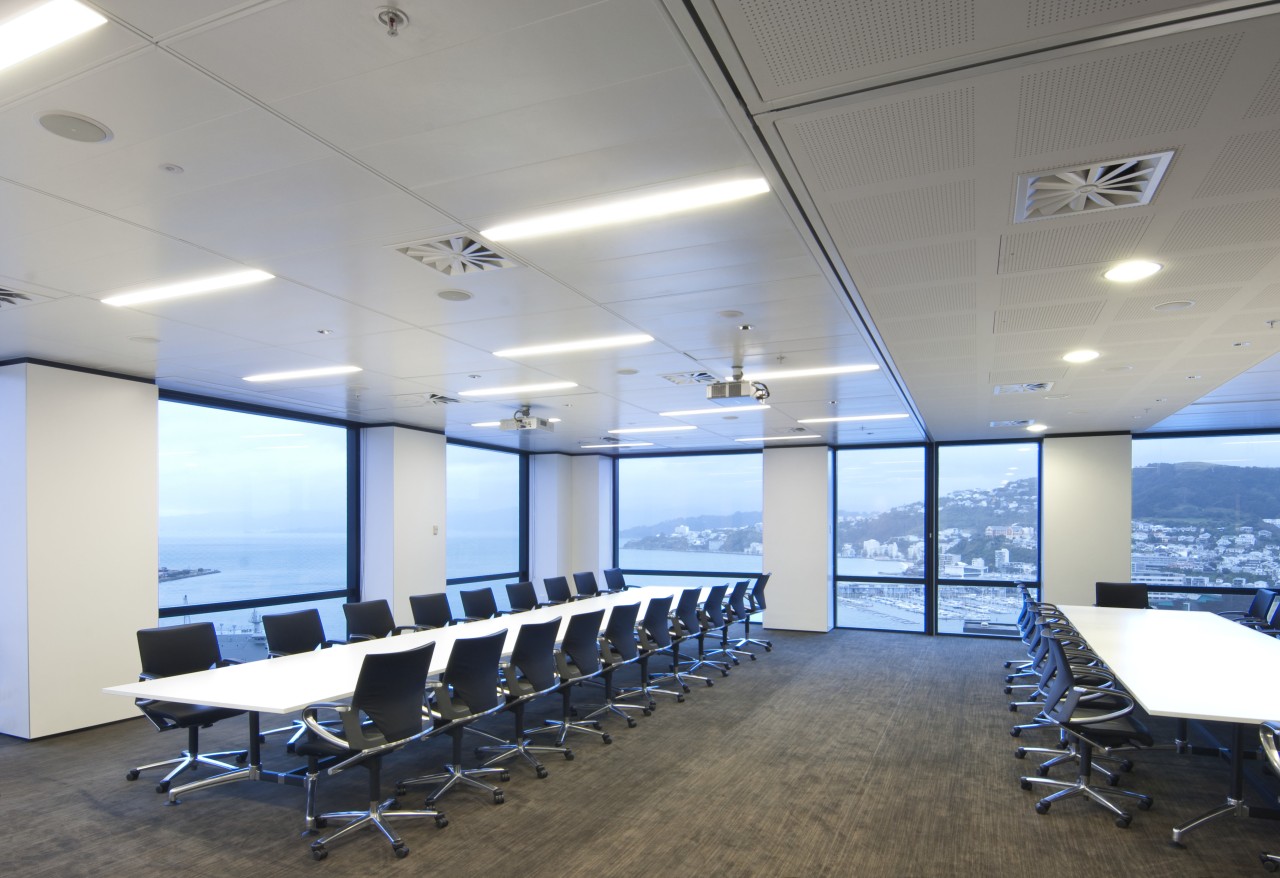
xmin=1061 ymin=685 xmax=1135 ymax=724
xmin=1261 ymin=722 xmax=1280 ymax=772
xmin=346 ymin=633 xmax=378 ymax=643
xmin=301 ymin=702 xmax=355 ymax=750
xmin=214 ymin=658 xmax=243 ymax=668
xmin=391 ymin=624 xmax=430 ymax=635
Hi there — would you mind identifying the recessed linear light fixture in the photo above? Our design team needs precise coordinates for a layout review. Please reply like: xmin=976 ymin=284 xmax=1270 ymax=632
xmin=244 ymin=365 xmax=362 ymax=383
xmin=1062 ymin=349 xmax=1100 ymax=364
xmin=660 ymin=404 xmax=770 ymax=417
xmin=493 ymin=333 xmax=653 ymax=358
xmin=607 ymin=425 xmax=697 ymax=435
xmin=102 ymin=269 xmax=274 ymax=307
xmin=0 ymin=0 xmax=106 ymax=73
xmin=797 ymin=413 xmax=909 ymax=424
xmin=1026 ymin=424 xmax=1050 ymax=433
xmin=734 ymin=435 xmax=812 ymax=442
xmin=471 ymin=418 xmax=562 ymax=427
xmin=457 ymin=381 xmax=578 ymax=398
xmin=480 ymin=178 xmax=770 ymax=241
xmin=1103 ymin=260 xmax=1162 ymax=282
xmin=580 ymin=441 xmax=653 ymax=449
xmin=741 ymin=364 xmax=878 ymax=381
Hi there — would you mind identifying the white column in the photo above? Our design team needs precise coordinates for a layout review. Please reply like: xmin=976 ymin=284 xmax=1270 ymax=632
xmin=361 ymin=426 xmax=446 ymax=623
xmin=0 ymin=364 xmax=158 ymax=738
xmin=529 ymin=453 xmax=573 ymax=584
xmin=569 ymin=454 xmax=612 ymax=576
xmin=762 ymin=445 xmax=834 ymax=632
xmin=1041 ymin=434 xmax=1133 ymax=606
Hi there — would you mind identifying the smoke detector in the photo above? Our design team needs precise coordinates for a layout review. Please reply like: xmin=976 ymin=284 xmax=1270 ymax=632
xmin=1014 ymin=151 xmax=1173 ymax=222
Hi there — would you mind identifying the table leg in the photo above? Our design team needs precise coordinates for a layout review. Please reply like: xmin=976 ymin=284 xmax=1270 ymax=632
xmin=1170 ymin=723 xmax=1248 ymax=846
xmin=166 ymin=712 xmax=305 ymax=803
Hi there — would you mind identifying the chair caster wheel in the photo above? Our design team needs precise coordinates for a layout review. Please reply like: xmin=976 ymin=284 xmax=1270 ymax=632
xmin=1010 ymin=728 xmax=1022 ymax=738
xmin=498 ymin=770 xmax=510 ymax=782
xmin=286 ymin=744 xmax=296 ymax=754
xmin=676 ymin=694 xmax=685 ymax=702
xmin=1114 ymin=814 xmax=1131 ymax=829
xmin=681 ymin=684 xmax=691 ymax=693
xmin=1035 ymin=802 xmax=1050 ymax=814
xmin=1019 ymin=779 xmax=1033 ymax=791
xmin=393 ymin=843 xmax=410 ymax=858
xmin=314 ymin=817 xmax=328 ymax=828
xmin=706 ymin=679 xmax=714 ymax=687
xmin=1120 ymin=759 xmax=1134 ymax=772
xmin=492 ymin=792 xmax=504 ymax=804
xmin=602 ymin=734 xmax=612 ymax=745
xmin=720 ymin=669 xmax=729 ymax=677
xmin=626 ymin=718 xmax=637 ymax=728
xmin=1261 ymin=856 xmax=1278 ymax=872
xmin=1014 ymin=748 xmax=1026 ymax=759
xmin=1106 ymin=774 xmax=1119 ymax=786
xmin=156 ymin=781 xmax=171 ymax=794
xmin=536 ymin=766 xmax=548 ymax=779
xmin=1035 ymin=766 xmax=1048 ymax=777
xmin=126 ymin=769 xmax=140 ymax=781
xmin=1008 ymin=703 xmax=1019 ymax=712
xmin=1169 ymin=840 xmax=1185 ymax=849
xmin=310 ymin=844 xmax=328 ymax=861
xmin=1138 ymin=798 xmax=1153 ymax=811
xmin=564 ymin=750 xmax=574 ymax=761
xmin=395 ymin=784 xmax=406 ymax=796
xmin=748 ymin=654 xmax=756 ymax=661
xmin=235 ymin=752 xmax=248 ymax=764
xmin=1004 ymin=687 xmax=1013 ymax=695
xmin=764 ymin=645 xmax=772 ymax=651
xmin=435 ymin=815 xmax=448 ymax=828
xmin=642 ymin=708 xmax=652 ymax=717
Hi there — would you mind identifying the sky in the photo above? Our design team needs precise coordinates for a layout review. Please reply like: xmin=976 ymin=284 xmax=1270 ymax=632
xmin=1132 ymin=435 xmax=1280 ymax=468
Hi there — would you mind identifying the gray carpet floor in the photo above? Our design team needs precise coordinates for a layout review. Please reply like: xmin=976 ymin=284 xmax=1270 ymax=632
xmin=2 ymin=629 xmax=1277 ymax=876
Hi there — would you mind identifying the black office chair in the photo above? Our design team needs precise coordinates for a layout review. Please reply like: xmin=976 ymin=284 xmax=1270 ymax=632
xmin=572 ymin=571 xmax=601 ymax=599
xmin=1259 ymin=722 xmax=1280 ymax=870
xmin=582 ymin=602 xmax=648 ymax=728
xmin=459 ymin=587 xmax=507 ymax=620
xmin=1018 ymin=637 xmax=1154 ymax=827
xmin=409 ymin=592 xmax=457 ymax=628
xmin=126 ymin=623 xmax=248 ymax=796
xmin=1218 ymin=587 xmax=1279 ymax=629
xmin=688 ymin=582 xmax=734 ymax=676
xmin=296 ymin=642 xmax=444 ymax=860
xmin=719 ymin=580 xmax=757 ymax=663
xmin=619 ymin=594 xmax=684 ymax=707
xmin=1094 ymin=581 xmax=1150 ymax=609
xmin=735 ymin=572 xmax=772 ymax=652
xmin=527 ymin=608 xmax=612 ymax=750
xmin=543 ymin=575 xmax=574 ymax=604
xmin=260 ymin=609 xmax=343 ymax=751
xmin=602 ymin=568 xmax=630 ymax=592
xmin=398 ymin=630 xmax=511 ymax=805
xmin=669 ymin=587 xmax=713 ymax=689
xmin=343 ymin=599 xmax=423 ymax=641
xmin=473 ymin=618 xmax=568 ymax=777
xmin=505 ymin=581 xmax=541 ymax=612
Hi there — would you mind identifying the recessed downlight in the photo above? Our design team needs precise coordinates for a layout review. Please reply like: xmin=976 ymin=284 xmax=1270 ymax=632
xmin=437 ymin=289 xmax=472 ymax=302
xmin=1026 ymin=424 xmax=1049 ymax=433
xmin=1153 ymin=300 xmax=1194 ymax=312
xmin=1062 ymin=349 xmax=1100 ymax=364
xmin=1103 ymin=260 xmax=1162 ymax=282
xmin=39 ymin=111 xmax=111 ymax=143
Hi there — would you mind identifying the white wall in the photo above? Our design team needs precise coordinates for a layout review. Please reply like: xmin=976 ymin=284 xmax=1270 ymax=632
xmin=361 ymin=426 xmax=447 ymax=624
xmin=762 ymin=445 xmax=834 ymax=632
xmin=1041 ymin=434 xmax=1133 ymax=606
xmin=0 ymin=364 xmax=157 ymax=738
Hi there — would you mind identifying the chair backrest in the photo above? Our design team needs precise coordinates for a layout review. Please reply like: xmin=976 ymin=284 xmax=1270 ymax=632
xmin=506 ymin=581 xmax=540 ymax=612
xmin=352 ymin=641 xmax=434 ymax=744
xmin=603 ymin=602 xmax=641 ymax=662
xmin=409 ymin=592 xmax=454 ymax=628
xmin=673 ymin=587 xmax=701 ymax=635
xmin=726 ymin=580 xmax=750 ymax=618
xmin=442 ymin=630 xmax=507 ymax=715
xmin=544 ymin=575 xmax=573 ymax=604
xmin=602 ymin=568 xmax=626 ymax=592
xmin=1249 ymin=588 xmax=1280 ymax=621
xmin=702 ymin=583 xmax=729 ymax=626
xmin=262 ymin=608 xmax=327 ymax=656
xmin=344 ymin=599 xmax=397 ymax=640
xmin=460 ymin=587 xmax=500 ymax=619
xmin=137 ymin=623 xmax=223 ymax=678
xmin=559 ymin=608 xmax=606 ymax=678
xmin=573 ymin=571 xmax=600 ymax=598
xmin=640 ymin=595 xmax=674 ymax=649
xmin=507 ymin=617 xmax=561 ymax=692
xmin=1094 ymin=581 xmax=1149 ymax=609
xmin=749 ymin=572 xmax=771 ymax=610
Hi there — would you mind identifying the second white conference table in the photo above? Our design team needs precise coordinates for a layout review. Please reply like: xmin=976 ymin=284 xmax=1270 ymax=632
xmin=105 ymin=584 xmax=706 ymax=801
xmin=1059 ymin=605 xmax=1280 ymax=845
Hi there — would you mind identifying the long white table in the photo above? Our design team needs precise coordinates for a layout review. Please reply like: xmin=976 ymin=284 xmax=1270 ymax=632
xmin=105 ymin=585 xmax=696 ymax=801
xmin=1060 ymin=605 xmax=1280 ymax=845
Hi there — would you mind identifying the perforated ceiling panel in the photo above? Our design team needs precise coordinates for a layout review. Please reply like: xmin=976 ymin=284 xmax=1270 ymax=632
xmin=1112 ymin=287 xmax=1239 ymax=320
xmin=786 ymin=88 xmax=975 ymax=190
xmin=993 ymin=300 xmax=1107 ymax=332
xmin=1194 ymin=129 xmax=1280 ymax=197
xmin=1025 ymin=0 xmax=1187 ymax=29
xmin=1162 ymin=198 xmax=1280 ymax=252
xmin=1013 ymin=32 xmax=1241 ymax=156
xmin=999 ymin=215 xmax=1150 ymax=272
xmin=998 ymin=267 xmax=1111 ymax=306
xmin=829 ymin=180 xmax=975 ymax=247
xmin=856 ymin=240 xmax=977 ymax=287
xmin=863 ymin=283 xmax=977 ymax=321
xmin=1245 ymin=56 xmax=1280 ymax=119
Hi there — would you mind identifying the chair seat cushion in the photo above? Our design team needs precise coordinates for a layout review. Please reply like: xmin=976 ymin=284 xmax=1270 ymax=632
xmin=294 ymin=735 xmax=356 ymax=759
xmin=144 ymin=701 xmax=243 ymax=728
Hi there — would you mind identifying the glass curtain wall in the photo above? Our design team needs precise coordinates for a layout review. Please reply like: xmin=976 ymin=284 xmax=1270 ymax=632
xmin=615 ymin=452 xmax=763 ymax=587
xmin=1132 ymin=433 xmax=1280 ymax=613
xmin=446 ymin=443 xmax=525 ymax=609
xmin=158 ymin=399 xmax=353 ymax=659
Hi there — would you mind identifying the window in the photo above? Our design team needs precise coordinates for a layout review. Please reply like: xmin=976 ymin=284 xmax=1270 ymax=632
xmin=835 ymin=446 xmax=926 ymax=631
xmin=446 ymin=443 xmax=524 ymax=583
xmin=616 ymin=453 xmax=762 ymax=575
xmin=158 ymin=399 xmax=352 ymax=658
xmin=1132 ymin=433 xmax=1280 ymax=610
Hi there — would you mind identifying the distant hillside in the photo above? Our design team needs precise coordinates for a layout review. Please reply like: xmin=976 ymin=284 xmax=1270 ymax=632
xmin=619 ymin=510 xmax=762 ymax=540
xmin=1132 ymin=462 xmax=1280 ymax=529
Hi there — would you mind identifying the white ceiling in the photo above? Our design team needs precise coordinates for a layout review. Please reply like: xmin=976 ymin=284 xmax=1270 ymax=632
xmin=1 ymin=0 xmax=1278 ymax=453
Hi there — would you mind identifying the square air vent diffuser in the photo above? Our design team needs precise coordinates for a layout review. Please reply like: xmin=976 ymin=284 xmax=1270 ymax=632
xmin=993 ymin=381 xmax=1054 ymax=395
xmin=1014 ymin=151 xmax=1173 ymax=223
xmin=661 ymin=371 xmax=719 ymax=385
xmin=394 ymin=234 xmax=517 ymax=276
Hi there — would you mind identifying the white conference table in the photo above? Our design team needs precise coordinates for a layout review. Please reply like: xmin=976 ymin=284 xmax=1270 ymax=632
xmin=105 ymin=584 xmax=702 ymax=801
xmin=1060 ymin=605 xmax=1280 ymax=845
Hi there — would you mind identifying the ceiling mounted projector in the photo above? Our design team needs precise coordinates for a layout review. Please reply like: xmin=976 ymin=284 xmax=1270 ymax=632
xmin=500 ymin=407 xmax=554 ymax=432
xmin=706 ymin=377 xmax=769 ymax=404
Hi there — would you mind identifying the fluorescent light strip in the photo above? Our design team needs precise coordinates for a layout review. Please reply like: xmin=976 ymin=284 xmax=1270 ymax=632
xmin=243 ymin=365 xmax=361 ymax=383
xmin=457 ymin=381 xmax=578 ymax=398
xmin=734 ymin=435 xmax=813 ymax=442
xmin=581 ymin=442 xmax=653 ymax=449
xmin=0 ymin=0 xmax=106 ymax=74
xmin=494 ymin=333 xmax=653 ymax=358
xmin=660 ymin=405 xmax=770 ymax=417
xmin=742 ymin=364 xmax=879 ymax=380
xmin=103 ymin=269 xmax=274 ymax=307
xmin=481 ymin=178 xmax=770 ymax=241
xmin=797 ymin=414 xmax=909 ymax=424
xmin=607 ymin=425 xmax=696 ymax=435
